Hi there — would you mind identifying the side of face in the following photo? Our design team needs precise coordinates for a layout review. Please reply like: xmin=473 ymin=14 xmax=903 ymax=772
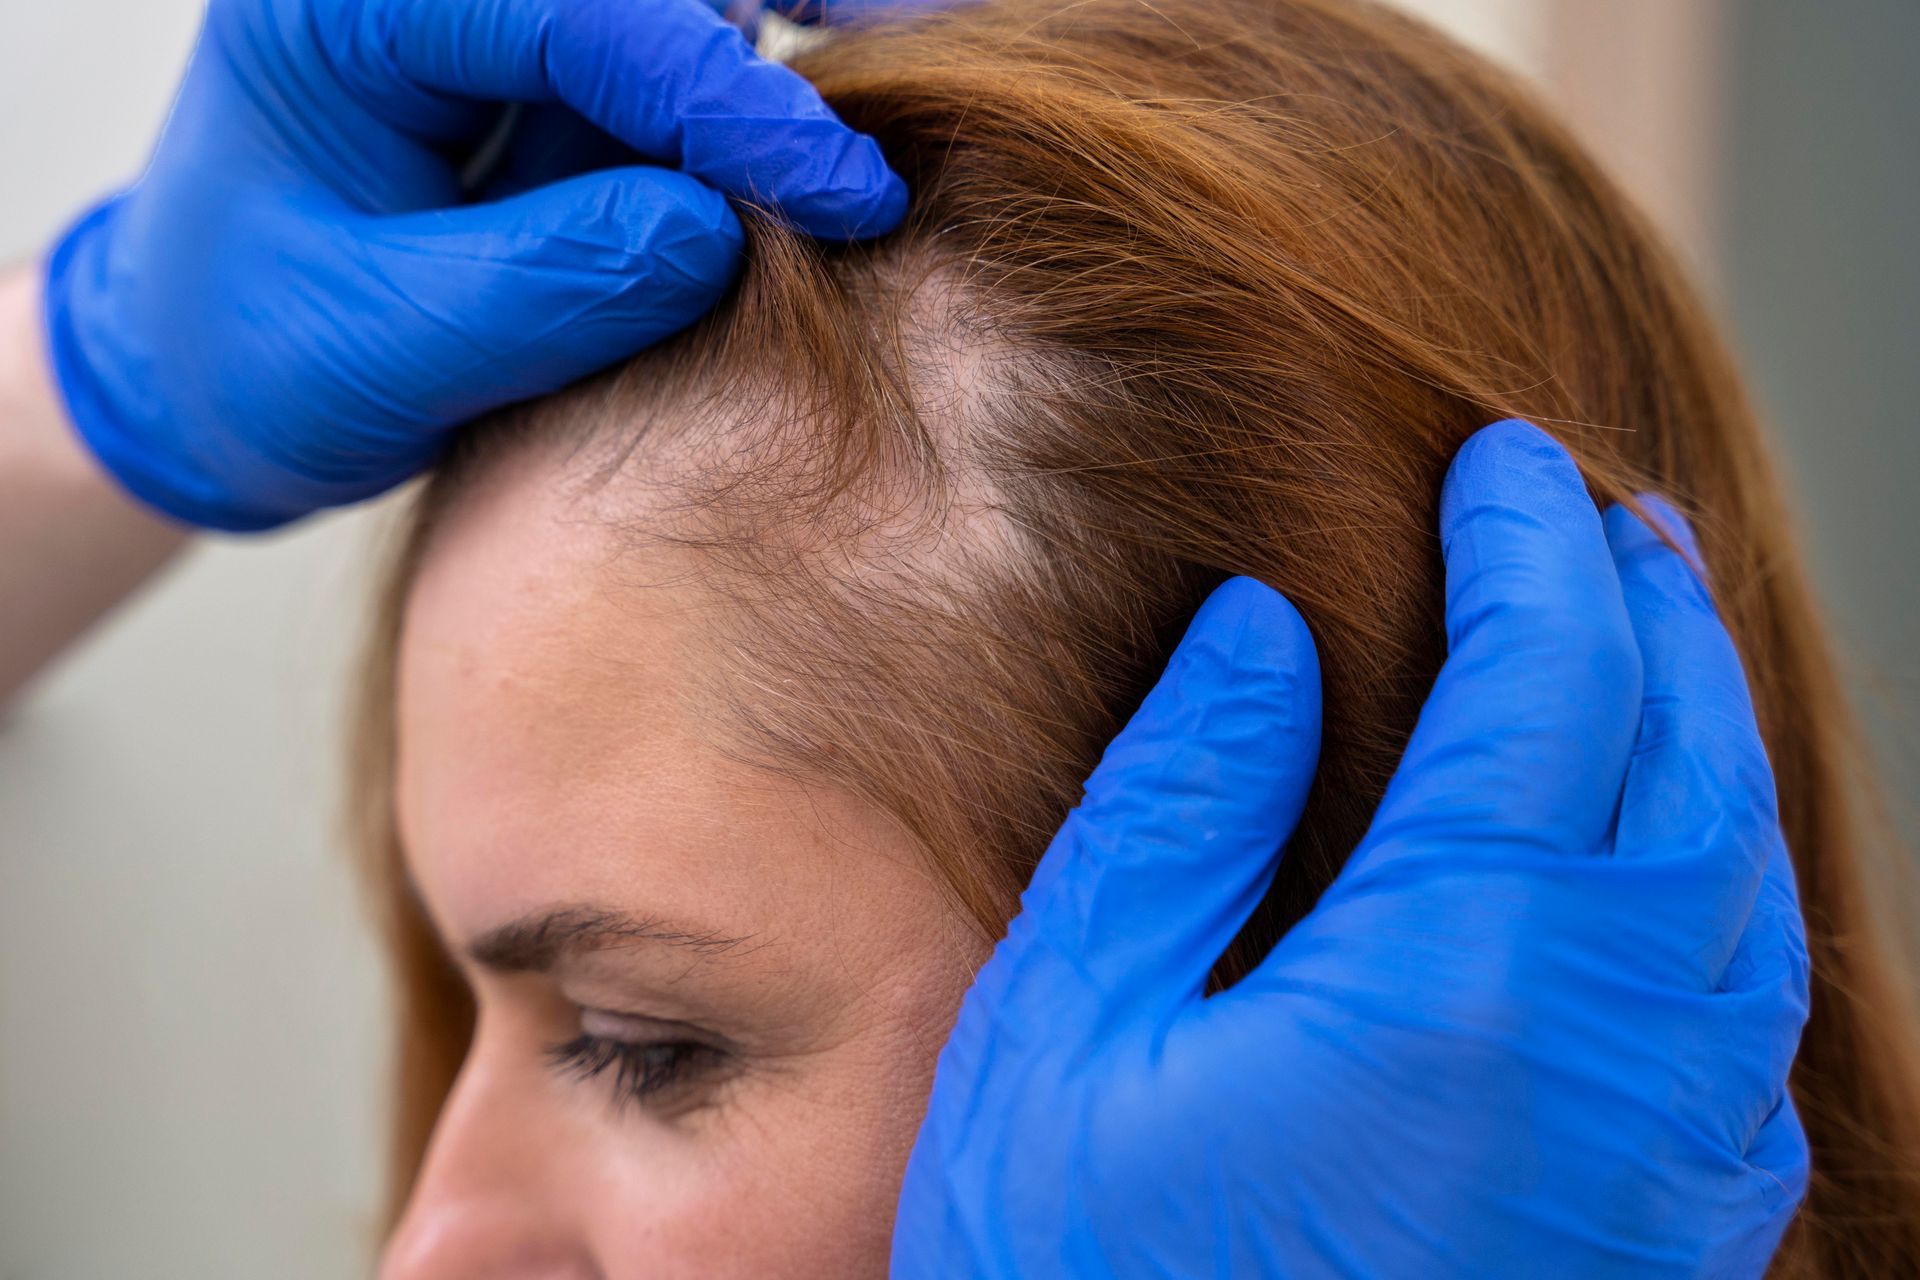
xmin=380 ymin=447 xmax=988 ymax=1279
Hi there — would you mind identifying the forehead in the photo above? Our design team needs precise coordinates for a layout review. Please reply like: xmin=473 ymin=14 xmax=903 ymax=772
xmin=392 ymin=447 xmax=949 ymax=955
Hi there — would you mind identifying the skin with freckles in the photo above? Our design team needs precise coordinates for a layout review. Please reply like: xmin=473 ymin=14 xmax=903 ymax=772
xmin=354 ymin=4 xmax=1920 ymax=1271
xmin=381 ymin=446 xmax=989 ymax=1279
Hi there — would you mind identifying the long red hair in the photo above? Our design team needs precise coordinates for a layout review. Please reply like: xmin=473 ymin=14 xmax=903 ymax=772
xmin=353 ymin=0 xmax=1920 ymax=1271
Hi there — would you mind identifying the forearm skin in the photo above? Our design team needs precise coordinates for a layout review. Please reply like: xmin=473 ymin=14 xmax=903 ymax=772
xmin=0 ymin=262 xmax=186 ymax=709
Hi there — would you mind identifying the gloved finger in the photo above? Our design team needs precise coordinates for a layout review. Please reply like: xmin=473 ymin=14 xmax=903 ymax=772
xmin=363 ymin=165 xmax=743 ymax=433
xmin=1745 ymin=1092 xmax=1812 ymax=1207
xmin=1604 ymin=497 xmax=1786 ymax=982
xmin=1738 ymin=1092 xmax=1811 ymax=1259
xmin=772 ymin=0 xmax=960 ymax=24
xmin=347 ymin=0 xmax=906 ymax=239
xmin=974 ymin=576 xmax=1322 ymax=1034
xmin=1354 ymin=420 xmax=1643 ymax=868
xmin=1714 ymin=834 xmax=1811 ymax=1147
xmin=1720 ymin=837 xmax=1809 ymax=1013
xmin=470 ymin=106 xmax=641 ymax=201
xmin=711 ymin=0 xmax=768 ymax=40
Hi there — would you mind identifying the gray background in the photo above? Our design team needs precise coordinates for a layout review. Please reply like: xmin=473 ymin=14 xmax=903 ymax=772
xmin=1 ymin=1 xmax=1913 ymax=1275
xmin=1723 ymin=0 xmax=1920 ymax=845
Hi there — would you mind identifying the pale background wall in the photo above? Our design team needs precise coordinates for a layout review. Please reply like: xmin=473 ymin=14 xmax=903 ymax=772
xmin=1720 ymin=0 xmax=1920 ymax=854
xmin=0 ymin=1 xmax=1912 ymax=1275
xmin=0 ymin=5 xmax=392 ymax=1275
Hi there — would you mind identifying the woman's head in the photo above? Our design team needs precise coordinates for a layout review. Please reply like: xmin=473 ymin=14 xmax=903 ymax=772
xmin=356 ymin=0 xmax=1920 ymax=1274
xmin=381 ymin=444 xmax=989 ymax=1274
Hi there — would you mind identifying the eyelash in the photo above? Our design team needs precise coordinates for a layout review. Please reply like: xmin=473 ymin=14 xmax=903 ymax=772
xmin=546 ymin=1030 xmax=726 ymax=1111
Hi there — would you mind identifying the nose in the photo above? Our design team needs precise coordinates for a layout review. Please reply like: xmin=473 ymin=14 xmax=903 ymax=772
xmin=380 ymin=1031 xmax=600 ymax=1280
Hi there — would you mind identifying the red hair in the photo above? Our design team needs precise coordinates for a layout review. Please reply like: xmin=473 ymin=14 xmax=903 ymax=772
xmin=353 ymin=0 xmax=1920 ymax=1271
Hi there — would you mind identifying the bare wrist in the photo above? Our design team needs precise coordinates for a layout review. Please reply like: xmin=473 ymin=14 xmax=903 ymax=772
xmin=0 ymin=263 xmax=120 ymax=500
xmin=0 ymin=260 xmax=187 ymax=705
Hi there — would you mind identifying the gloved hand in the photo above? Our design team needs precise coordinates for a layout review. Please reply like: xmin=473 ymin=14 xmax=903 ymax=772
xmin=41 ymin=0 xmax=906 ymax=531
xmin=894 ymin=420 xmax=1810 ymax=1278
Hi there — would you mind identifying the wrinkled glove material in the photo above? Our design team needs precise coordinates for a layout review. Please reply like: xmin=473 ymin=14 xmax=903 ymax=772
xmin=892 ymin=421 xmax=1810 ymax=1280
xmin=42 ymin=0 xmax=906 ymax=530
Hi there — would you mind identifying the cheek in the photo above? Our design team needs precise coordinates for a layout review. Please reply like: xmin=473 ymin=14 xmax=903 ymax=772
xmin=588 ymin=973 xmax=977 ymax=1279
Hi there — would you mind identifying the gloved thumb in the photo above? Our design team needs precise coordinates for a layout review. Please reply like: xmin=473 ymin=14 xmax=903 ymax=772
xmin=980 ymin=576 xmax=1322 ymax=1037
xmin=362 ymin=166 xmax=744 ymax=430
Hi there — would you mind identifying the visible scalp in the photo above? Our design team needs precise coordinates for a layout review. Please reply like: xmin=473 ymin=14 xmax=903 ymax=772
xmin=359 ymin=1 xmax=1920 ymax=1268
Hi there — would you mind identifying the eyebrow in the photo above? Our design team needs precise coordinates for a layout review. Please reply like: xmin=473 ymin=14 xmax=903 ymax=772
xmin=467 ymin=906 xmax=760 ymax=974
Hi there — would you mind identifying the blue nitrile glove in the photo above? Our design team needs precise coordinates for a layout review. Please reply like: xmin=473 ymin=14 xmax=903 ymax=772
xmin=894 ymin=420 xmax=1810 ymax=1278
xmin=41 ymin=0 xmax=906 ymax=532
